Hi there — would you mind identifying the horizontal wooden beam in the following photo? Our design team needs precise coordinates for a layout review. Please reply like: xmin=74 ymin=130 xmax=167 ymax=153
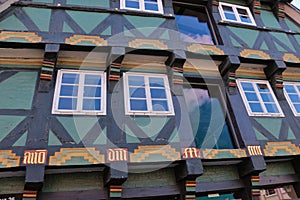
xmin=122 ymin=185 xmax=181 ymax=198
xmin=197 ymin=179 xmax=245 ymax=193
xmin=39 ymin=189 xmax=107 ymax=200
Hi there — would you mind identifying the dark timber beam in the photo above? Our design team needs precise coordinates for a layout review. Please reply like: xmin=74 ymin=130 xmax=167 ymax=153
xmin=106 ymin=47 xmax=125 ymax=93
xmin=264 ymin=60 xmax=286 ymax=100
xmin=24 ymin=165 xmax=45 ymax=200
xmin=39 ymin=44 xmax=60 ymax=92
xmin=219 ymin=55 xmax=240 ymax=94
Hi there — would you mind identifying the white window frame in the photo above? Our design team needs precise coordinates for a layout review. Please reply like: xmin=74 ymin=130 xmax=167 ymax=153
xmin=236 ymin=79 xmax=284 ymax=117
xmin=52 ymin=69 xmax=106 ymax=115
xmin=123 ymin=72 xmax=174 ymax=116
xmin=218 ymin=2 xmax=256 ymax=26
xmin=120 ymin=0 xmax=164 ymax=14
xmin=284 ymin=82 xmax=300 ymax=116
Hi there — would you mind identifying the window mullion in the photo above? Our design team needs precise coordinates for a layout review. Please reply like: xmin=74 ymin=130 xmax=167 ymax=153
xmin=77 ymin=72 xmax=85 ymax=112
xmin=140 ymin=0 xmax=144 ymax=11
xmin=233 ymin=6 xmax=241 ymax=22
xmin=145 ymin=76 xmax=152 ymax=112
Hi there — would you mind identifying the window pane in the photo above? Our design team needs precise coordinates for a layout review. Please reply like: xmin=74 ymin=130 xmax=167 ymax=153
xmin=84 ymin=86 xmax=101 ymax=97
xmin=152 ymin=100 xmax=169 ymax=111
xmin=297 ymin=85 xmax=300 ymax=91
xmin=130 ymin=87 xmax=146 ymax=98
xmin=145 ymin=0 xmax=157 ymax=2
xmin=145 ymin=3 xmax=158 ymax=11
xmin=245 ymin=92 xmax=259 ymax=101
xmin=128 ymin=76 xmax=145 ymax=86
xmin=249 ymin=103 xmax=263 ymax=112
xmin=223 ymin=6 xmax=236 ymax=20
xmin=58 ymin=98 xmax=77 ymax=110
xmin=84 ymin=74 xmax=101 ymax=85
xmin=237 ymin=8 xmax=251 ymax=23
xmin=260 ymin=93 xmax=275 ymax=102
xmin=130 ymin=99 xmax=147 ymax=111
xmin=125 ymin=0 xmax=139 ymax=9
xmin=265 ymin=103 xmax=279 ymax=113
xmin=60 ymin=85 xmax=78 ymax=96
xmin=62 ymin=73 xmax=79 ymax=84
xmin=83 ymin=99 xmax=101 ymax=110
xmin=289 ymin=94 xmax=300 ymax=103
xmin=284 ymin=85 xmax=296 ymax=93
xmin=257 ymin=83 xmax=269 ymax=92
xmin=295 ymin=104 xmax=300 ymax=113
xmin=150 ymin=88 xmax=166 ymax=98
xmin=149 ymin=77 xmax=165 ymax=87
xmin=241 ymin=82 xmax=254 ymax=91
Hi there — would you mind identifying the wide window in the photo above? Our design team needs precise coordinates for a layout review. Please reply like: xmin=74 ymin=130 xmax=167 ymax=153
xmin=218 ymin=2 xmax=256 ymax=26
xmin=123 ymin=72 xmax=174 ymax=115
xmin=236 ymin=79 xmax=284 ymax=117
xmin=183 ymin=83 xmax=234 ymax=149
xmin=52 ymin=70 xmax=106 ymax=115
xmin=284 ymin=82 xmax=300 ymax=116
xmin=120 ymin=0 xmax=163 ymax=14
xmin=173 ymin=2 xmax=215 ymax=44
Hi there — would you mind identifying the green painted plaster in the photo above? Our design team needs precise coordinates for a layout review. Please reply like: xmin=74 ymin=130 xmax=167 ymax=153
xmin=0 ymin=71 xmax=37 ymax=109
xmin=260 ymin=41 xmax=269 ymax=51
xmin=0 ymin=177 xmax=24 ymax=194
xmin=93 ymin=127 xmax=107 ymax=145
xmin=287 ymin=128 xmax=296 ymax=140
xmin=0 ymin=116 xmax=25 ymax=142
xmin=271 ymin=32 xmax=296 ymax=52
xmin=295 ymin=35 xmax=300 ymax=46
xmin=285 ymin=17 xmax=300 ymax=32
xmin=260 ymin=10 xmax=282 ymax=29
xmin=66 ymin=0 xmax=109 ymax=8
xmin=48 ymin=130 xmax=62 ymax=146
xmin=260 ymin=162 xmax=295 ymax=176
xmin=168 ymin=129 xmax=180 ymax=143
xmin=12 ymin=131 xmax=27 ymax=146
xmin=43 ymin=172 xmax=103 ymax=192
xmin=197 ymin=194 xmax=234 ymax=200
xmin=0 ymin=15 xmax=28 ymax=31
xmin=126 ymin=117 xmax=169 ymax=142
xmin=63 ymin=22 xmax=75 ymax=33
xmin=228 ymin=27 xmax=259 ymax=48
xmin=124 ymin=27 xmax=136 ymax=37
xmin=125 ymin=16 xmax=165 ymax=37
xmin=123 ymin=168 xmax=176 ymax=188
xmin=101 ymin=26 xmax=112 ymax=35
xmin=254 ymin=127 xmax=268 ymax=140
xmin=22 ymin=7 xmax=51 ymax=32
xmin=197 ymin=165 xmax=239 ymax=183
xmin=159 ymin=30 xmax=170 ymax=40
xmin=57 ymin=116 xmax=100 ymax=144
xmin=66 ymin=11 xmax=109 ymax=34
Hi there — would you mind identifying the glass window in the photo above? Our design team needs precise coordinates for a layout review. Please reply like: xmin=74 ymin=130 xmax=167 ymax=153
xmin=183 ymin=84 xmax=234 ymax=149
xmin=124 ymin=73 xmax=174 ymax=115
xmin=219 ymin=2 xmax=256 ymax=26
xmin=173 ymin=3 xmax=215 ymax=44
xmin=121 ymin=0 xmax=163 ymax=14
xmin=284 ymin=82 xmax=300 ymax=116
xmin=52 ymin=70 xmax=106 ymax=115
xmin=236 ymin=79 xmax=284 ymax=117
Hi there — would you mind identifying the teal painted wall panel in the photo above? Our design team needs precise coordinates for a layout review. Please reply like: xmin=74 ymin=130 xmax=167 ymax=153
xmin=66 ymin=0 xmax=109 ymax=8
xmin=260 ymin=9 xmax=282 ymax=29
xmin=22 ymin=7 xmax=51 ymax=32
xmin=285 ymin=17 xmax=300 ymax=32
xmin=0 ymin=71 xmax=37 ymax=109
xmin=227 ymin=27 xmax=259 ymax=49
xmin=31 ymin=0 xmax=53 ymax=3
xmin=66 ymin=11 xmax=109 ymax=34
xmin=43 ymin=172 xmax=104 ymax=192
xmin=197 ymin=165 xmax=239 ymax=183
xmin=261 ymin=162 xmax=295 ymax=176
xmin=0 ymin=116 xmax=25 ymax=142
xmin=125 ymin=16 xmax=165 ymax=37
xmin=0 ymin=15 xmax=28 ymax=31
xmin=270 ymin=32 xmax=296 ymax=52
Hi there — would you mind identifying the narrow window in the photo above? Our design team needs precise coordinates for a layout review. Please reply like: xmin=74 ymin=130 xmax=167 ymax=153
xmin=284 ymin=82 xmax=300 ymax=116
xmin=121 ymin=0 xmax=163 ymax=14
xmin=219 ymin=2 xmax=256 ymax=26
xmin=237 ymin=79 xmax=284 ymax=117
xmin=124 ymin=73 xmax=174 ymax=115
xmin=52 ymin=70 xmax=106 ymax=115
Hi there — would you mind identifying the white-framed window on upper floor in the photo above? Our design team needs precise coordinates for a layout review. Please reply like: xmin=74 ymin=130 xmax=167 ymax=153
xmin=236 ymin=79 xmax=284 ymax=117
xmin=120 ymin=0 xmax=164 ymax=14
xmin=123 ymin=72 xmax=174 ymax=115
xmin=218 ymin=2 xmax=256 ymax=26
xmin=284 ymin=82 xmax=300 ymax=116
xmin=52 ymin=69 xmax=106 ymax=115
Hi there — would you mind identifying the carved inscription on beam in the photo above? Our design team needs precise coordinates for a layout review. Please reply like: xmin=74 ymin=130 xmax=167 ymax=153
xmin=107 ymin=148 xmax=128 ymax=162
xmin=22 ymin=150 xmax=47 ymax=165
